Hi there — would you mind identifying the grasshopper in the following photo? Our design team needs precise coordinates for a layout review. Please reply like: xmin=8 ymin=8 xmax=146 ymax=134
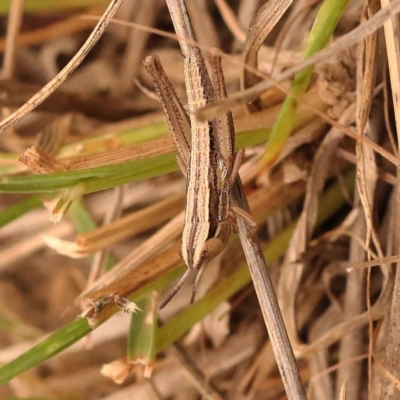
xmin=144 ymin=0 xmax=254 ymax=309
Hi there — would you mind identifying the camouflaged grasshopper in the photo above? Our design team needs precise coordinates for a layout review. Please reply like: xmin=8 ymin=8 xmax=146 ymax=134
xmin=144 ymin=0 xmax=254 ymax=309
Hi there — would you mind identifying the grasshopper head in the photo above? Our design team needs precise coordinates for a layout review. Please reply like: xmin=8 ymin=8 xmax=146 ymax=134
xmin=181 ymin=222 xmax=227 ymax=270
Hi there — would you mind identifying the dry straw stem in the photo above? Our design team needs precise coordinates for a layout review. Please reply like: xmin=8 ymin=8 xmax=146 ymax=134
xmin=338 ymin=381 xmax=347 ymax=400
xmin=86 ymin=185 xmax=123 ymax=286
xmin=117 ymin=0 xmax=158 ymax=94
xmin=186 ymin=0 xmax=219 ymax=49
xmin=232 ymin=178 xmax=307 ymax=400
xmin=156 ymin=0 xmax=304 ymax=396
xmin=259 ymin=0 xmax=349 ymax=171
xmin=80 ymin=210 xmax=185 ymax=299
xmin=1 ymin=0 xmax=24 ymax=140
xmin=168 ymin=343 xmax=225 ymax=400
xmin=0 ymin=2 xmax=108 ymax=52
xmin=0 ymin=174 xmax=352 ymax=384
xmin=44 ymin=193 xmax=184 ymax=257
xmin=376 ymin=0 xmax=400 ymax=396
xmin=182 ymin=2 xmax=400 ymax=175
xmin=20 ymin=137 xmax=177 ymax=171
xmin=382 ymin=0 xmax=400 ymax=140
xmin=0 ymin=80 xmax=139 ymax=121
xmin=19 ymin=147 xmax=66 ymax=174
xmin=214 ymin=0 xmax=247 ymax=43
xmin=12 ymin=87 xmax=322 ymax=178
xmin=81 ymin=153 xmax=307 ymax=320
xmin=0 ymin=0 xmax=125 ymax=134
xmin=80 ymin=166 xmax=306 ymax=302
xmin=197 ymin=0 xmax=400 ymax=120
xmin=241 ymin=0 xmax=293 ymax=91
xmin=2 ymin=0 xmax=24 ymax=79
xmin=277 ymin=104 xmax=392 ymax=360
xmin=338 ymin=4 xmax=380 ymax=397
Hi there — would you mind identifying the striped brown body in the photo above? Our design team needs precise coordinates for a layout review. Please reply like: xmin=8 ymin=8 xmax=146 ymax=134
xmin=144 ymin=0 xmax=243 ymax=308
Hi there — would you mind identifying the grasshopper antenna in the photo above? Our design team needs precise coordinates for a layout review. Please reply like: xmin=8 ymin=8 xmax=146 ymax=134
xmin=159 ymin=268 xmax=192 ymax=309
xmin=190 ymin=265 xmax=205 ymax=304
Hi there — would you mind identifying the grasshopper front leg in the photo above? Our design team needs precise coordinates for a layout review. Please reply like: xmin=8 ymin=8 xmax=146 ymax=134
xmin=209 ymin=52 xmax=257 ymax=239
xmin=145 ymin=55 xmax=232 ymax=308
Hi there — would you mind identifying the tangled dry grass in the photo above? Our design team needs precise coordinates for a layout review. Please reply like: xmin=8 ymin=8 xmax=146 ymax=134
xmin=1 ymin=0 xmax=400 ymax=399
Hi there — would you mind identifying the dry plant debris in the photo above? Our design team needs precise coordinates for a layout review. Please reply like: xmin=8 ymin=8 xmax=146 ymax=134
xmin=0 ymin=0 xmax=400 ymax=399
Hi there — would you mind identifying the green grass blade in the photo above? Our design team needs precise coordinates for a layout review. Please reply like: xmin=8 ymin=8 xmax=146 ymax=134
xmin=0 ymin=97 xmax=322 ymax=195
xmin=0 ymin=171 xmax=354 ymax=384
xmin=0 ymin=153 xmax=177 ymax=193
xmin=5 ymin=398 xmax=50 ymax=400
xmin=0 ymin=153 xmax=20 ymax=175
xmin=260 ymin=0 xmax=349 ymax=169
xmin=0 ymin=318 xmax=91 ymax=384
xmin=68 ymin=199 xmax=118 ymax=269
xmin=0 ymin=195 xmax=42 ymax=228
xmin=0 ymin=115 xmax=314 ymax=195
xmin=0 ymin=267 xmax=183 ymax=384
xmin=68 ymin=199 xmax=97 ymax=233
xmin=127 ymin=295 xmax=157 ymax=377
xmin=0 ymin=0 xmax=105 ymax=14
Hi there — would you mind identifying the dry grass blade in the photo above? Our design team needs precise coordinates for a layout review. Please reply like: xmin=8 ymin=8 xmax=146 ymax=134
xmin=0 ymin=80 xmax=139 ymax=121
xmin=274 ymin=0 xmax=319 ymax=55
xmin=19 ymin=146 xmax=66 ymax=173
xmin=186 ymin=0 xmax=219 ymax=48
xmin=2 ymin=0 xmax=24 ymax=79
xmin=20 ymin=137 xmax=176 ymax=171
xmin=375 ymin=0 xmax=400 ymax=397
xmin=338 ymin=381 xmax=347 ymax=400
xmin=1 ymin=0 xmax=25 ymax=143
xmin=0 ymin=3 xmax=109 ymax=52
xmin=168 ymin=343 xmax=225 ymax=400
xmin=197 ymin=0 xmax=400 ymax=120
xmin=87 ymin=186 xmax=123 ymax=286
xmin=0 ymin=221 xmax=72 ymax=272
xmin=4 ymin=1 xmax=400 ymax=398
xmin=118 ymin=0 xmax=157 ymax=94
xmin=307 ymin=306 xmax=340 ymax=399
xmin=336 ymin=5 xmax=379 ymax=397
xmin=0 ymin=0 xmax=124 ymax=134
xmin=214 ymin=0 xmax=246 ymax=43
xmin=44 ymin=193 xmax=184 ymax=257
xmin=345 ymin=254 xmax=400 ymax=271
xmin=278 ymin=105 xmax=354 ymax=348
xmin=379 ymin=184 xmax=400 ymax=399
xmin=382 ymin=0 xmax=400 ymax=137
xmin=232 ymin=179 xmax=307 ymax=400
xmin=375 ymin=355 xmax=400 ymax=391
xmin=355 ymin=3 xmax=379 ymax=253
xmin=80 ymin=210 xmax=184 ymax=299
xmin=242 ymin=0 xmax=293 ymax=91
xmin=81 ymin=244 xmax=182 ymax=326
